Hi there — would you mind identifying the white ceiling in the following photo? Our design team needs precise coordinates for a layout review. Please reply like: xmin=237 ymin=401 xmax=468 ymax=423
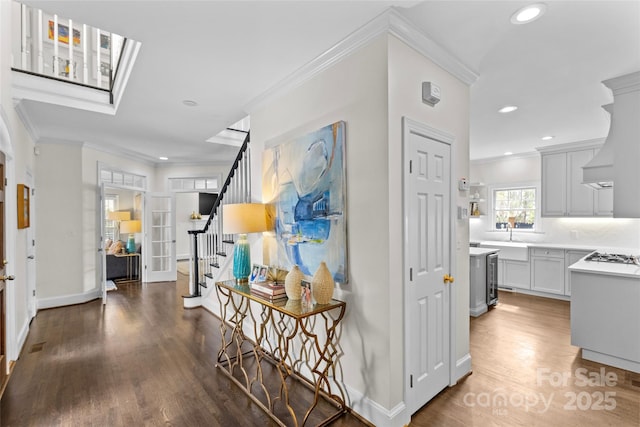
xmin=19 ymin=1 xmax=640 ymax=163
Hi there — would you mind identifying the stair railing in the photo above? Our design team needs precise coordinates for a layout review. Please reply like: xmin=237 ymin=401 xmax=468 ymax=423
xmin=185 ymin=130 xmax=251 ymax=298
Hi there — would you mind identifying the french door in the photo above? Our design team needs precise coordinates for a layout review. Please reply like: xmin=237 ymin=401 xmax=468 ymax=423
xmin=145 ymin=193 xmax=176 ymax=282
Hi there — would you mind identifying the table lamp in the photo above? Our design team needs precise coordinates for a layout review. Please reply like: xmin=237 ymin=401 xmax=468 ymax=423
xmin=120 ymin=220 xmax=142 ymax=253
xmin=222 ymin=203 xmax=272 ymax=283
xmin=107 ymin=211 xmax=130 ymax=241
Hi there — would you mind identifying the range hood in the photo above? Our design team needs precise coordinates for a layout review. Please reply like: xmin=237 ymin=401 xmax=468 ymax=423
xmin=582 ymin=104 xmax=614 ymax=189
xmin=582 ymin=72 xmax=640 ymax=191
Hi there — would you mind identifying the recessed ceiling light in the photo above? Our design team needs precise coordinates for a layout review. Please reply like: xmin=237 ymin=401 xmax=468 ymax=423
xmin=511 ymin=3 xmax=547 ymax=25
xmin=182 ymin=100 xmax=198 ymax=107
xmin=498 ymin=105 xmax=518 ymax=113
xmin=159 ymin=156 xmax=168 ymax=160
xmin=541 ymin=135 xmax=554 ymax=141
xmin=504 ymin=152 xmax=513 ymax=156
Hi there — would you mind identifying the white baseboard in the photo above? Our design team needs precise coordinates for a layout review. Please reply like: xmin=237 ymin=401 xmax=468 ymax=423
xmin=454 ymin=353 xmax=473 ymax=384
xmin=469 ymin=304 xmax=487 ymax=317
xmin=37 ymin=289 xmax=101 ymax=310
xmin=582 ymin=349 xmax=640 ymax=374
xmin=345 ymin=383 xmax=410 ymax=427
xmin=16 ymin=317 xmax=30 ymax=357
xmin=182 ymin=296 xmax=202 ymax=309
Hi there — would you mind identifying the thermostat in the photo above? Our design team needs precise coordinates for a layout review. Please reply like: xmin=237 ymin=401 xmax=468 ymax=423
xmin=422 ymin=82 xmax=441 ymax=106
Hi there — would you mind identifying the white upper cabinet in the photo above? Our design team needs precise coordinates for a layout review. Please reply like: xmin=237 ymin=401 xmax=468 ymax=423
xmin=538 ymin=142 xmax=613 ymax=217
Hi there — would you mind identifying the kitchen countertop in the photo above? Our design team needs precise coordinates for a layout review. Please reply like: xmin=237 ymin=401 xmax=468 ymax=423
xmin=472 ymin=240 xmax=638 ymax=254
xmin=469 ymin=247 xmax=500 ymax=257
xmin=568 ymin=258 xmax=640 ymax=278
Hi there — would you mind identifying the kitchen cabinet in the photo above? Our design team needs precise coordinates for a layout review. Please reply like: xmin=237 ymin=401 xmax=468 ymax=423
xmin=538 ymin=143 xmax=613 ymax=217
xmin=502 ymin=259 xmax=530 ymax=290
xmin=564 ymin=250 xmax=593 ymax=296
xmin=531 ymin=248 xmax=565 ymax=295
xmin=470 ymin=248 xmax=499 ymax=317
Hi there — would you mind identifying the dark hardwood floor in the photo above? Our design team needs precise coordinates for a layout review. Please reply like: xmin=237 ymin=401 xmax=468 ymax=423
xmin=1 ymin=276 xmax=638 ymax=426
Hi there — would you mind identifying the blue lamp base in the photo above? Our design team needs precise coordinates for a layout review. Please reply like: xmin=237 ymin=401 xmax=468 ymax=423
xmin=126 ymin=235 xmax=136 ymax=254
xmin=233 ymin=234 xmax=251 ymax=283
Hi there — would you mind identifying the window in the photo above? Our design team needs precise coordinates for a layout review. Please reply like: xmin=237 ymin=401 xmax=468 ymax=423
xmin=104 ymin=194 xmax=119 ymax=241
xmin=493 ymin=187 xmax=536 ymax=230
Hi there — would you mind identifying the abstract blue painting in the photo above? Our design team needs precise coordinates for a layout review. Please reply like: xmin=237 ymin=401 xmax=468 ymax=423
xmin=264 ymin=122 xmax=348 ymax=284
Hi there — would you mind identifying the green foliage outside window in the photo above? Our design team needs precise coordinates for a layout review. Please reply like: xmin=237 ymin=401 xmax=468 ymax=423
xmin=494 ymin=188 xmax=536 ymax=229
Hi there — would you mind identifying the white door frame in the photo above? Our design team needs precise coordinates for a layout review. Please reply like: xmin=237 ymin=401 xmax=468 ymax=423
xmin=99 ymin=183 xmax=146 ymax=302
xmin=25 ymin=169 xmax=36 ymax=320
xmin=1 ymin=109 xmax=19 ymax=365
xmin=402 ymin=117 xmax=458 ymax=412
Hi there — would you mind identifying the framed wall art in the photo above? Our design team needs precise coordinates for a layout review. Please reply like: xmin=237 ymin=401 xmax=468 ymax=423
xmin=263 ymin=121 xmax=348 ymax=284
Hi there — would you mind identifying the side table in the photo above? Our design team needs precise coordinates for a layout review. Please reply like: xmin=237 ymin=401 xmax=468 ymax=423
xmin=113 ymin=252 xmax=141 ymax=283
xmin=214 ymin=279 xmax=347 ymax=426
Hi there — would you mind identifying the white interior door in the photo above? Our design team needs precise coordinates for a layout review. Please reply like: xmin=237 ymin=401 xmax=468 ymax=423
xmin=404 ymin=118 xmax=452 ymax=414
xmin=99 ymin=183 xmax=107 ymax=304
xmin=25 ymin=173 xmax=36 ymax=319
xmin=145 ymin=192 xmax=176 ymax=282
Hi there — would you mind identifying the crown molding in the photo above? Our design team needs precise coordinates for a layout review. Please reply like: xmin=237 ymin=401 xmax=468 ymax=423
xmin=471 ymin=150 xmax=540 ymax=165
xmin=245 ymin=7 xmax=478 ymax=113
xmin=535 ymin=138 xmax=606 ymax=154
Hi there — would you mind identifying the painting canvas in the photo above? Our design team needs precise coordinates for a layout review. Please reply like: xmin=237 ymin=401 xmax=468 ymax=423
xmin=48 ymin=21 xmax=80 ymax=46
xmin=264 ymin=121 xmax=347 ymax=284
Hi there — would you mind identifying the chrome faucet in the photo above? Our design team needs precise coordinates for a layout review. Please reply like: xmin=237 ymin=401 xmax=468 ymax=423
xmin=506 ymin=223 xmax=513 ymax=242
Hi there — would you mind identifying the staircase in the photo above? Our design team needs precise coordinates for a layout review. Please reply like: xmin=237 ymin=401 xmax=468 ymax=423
xmin=183 ymin=130 xmax=251 ymax=308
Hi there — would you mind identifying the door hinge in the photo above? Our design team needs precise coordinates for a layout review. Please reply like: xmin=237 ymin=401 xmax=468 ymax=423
xmin=4 ymin=178 xmax=6 ymax=186
xmin=409 ymin=160 xmax=413 ymax=174
xmin=32 ymin=290 xmax=36 ymax=296
xmin=410 ymin=374 xmax=413 ymax=388
xmin=410 ymin=268 xmax=413 ymax=281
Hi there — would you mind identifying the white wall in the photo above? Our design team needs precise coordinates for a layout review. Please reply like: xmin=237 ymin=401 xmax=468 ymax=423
xmin=251 ymin=35 xmax=391 ymax=412
xmin=2 ymin=0 xmax=38 ymax=362
xmin=35 ymin=142 xmax=154 ymax=302
xmin=250 ymin=32 xmax=472 ymax=425
xmin=387 ymin=34 xmax=471 ymax=384
xmin=470 ymin=154 xmax=640 ymax=250
xmin=175 ymin=192 xmax=199 ymax=259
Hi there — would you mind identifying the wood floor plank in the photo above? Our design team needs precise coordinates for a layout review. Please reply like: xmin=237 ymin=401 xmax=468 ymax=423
xmin=1 ymin=278 xmax=638 ymax=426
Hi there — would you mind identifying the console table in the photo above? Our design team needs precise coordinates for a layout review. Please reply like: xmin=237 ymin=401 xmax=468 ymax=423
xmin=214 ymin=279 xmax=347 ymax=426
xmin=113 ymin=252 xmax=140 ymax=283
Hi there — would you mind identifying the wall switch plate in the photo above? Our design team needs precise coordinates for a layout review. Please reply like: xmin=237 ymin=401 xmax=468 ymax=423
xmin=458 ymin=206 xmax=469 ymax=219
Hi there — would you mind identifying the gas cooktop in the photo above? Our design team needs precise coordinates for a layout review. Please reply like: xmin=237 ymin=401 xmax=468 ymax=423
xmin=585 ymin=252 xmax=640 ymax=265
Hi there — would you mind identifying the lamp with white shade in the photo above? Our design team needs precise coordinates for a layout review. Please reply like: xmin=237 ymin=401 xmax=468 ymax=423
xmin=222 ymin=203 xmax=272 ymax=283
xmin=107 ymin=211 xmax=130 ymax=241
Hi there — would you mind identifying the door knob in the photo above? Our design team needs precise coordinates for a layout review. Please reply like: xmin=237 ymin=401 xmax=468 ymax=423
xmin=443 ymin=274 xmax=455 ymax=284
xmin=1 ymin=275 xmax=15 ymax=281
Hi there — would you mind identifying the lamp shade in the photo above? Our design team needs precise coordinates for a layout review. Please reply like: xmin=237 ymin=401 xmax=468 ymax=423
xmin=107 ymin=211 xmax=130 ymax=221
xmin=120 ymin=220 xmax=142 ymax=234
xmin=222 ymin=203 xmax=271 ymax=234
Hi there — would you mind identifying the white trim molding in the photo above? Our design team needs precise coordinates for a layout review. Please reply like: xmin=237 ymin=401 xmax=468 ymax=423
xmin=345 ymin=384 xmax=410 ymax=427
xmin=37 ymin=288 xmax=101 ymax=310
xmin=245 ymin=8 xmax=478 ymax=113
xmin=454 ymin=353 xmax=473 ymax=384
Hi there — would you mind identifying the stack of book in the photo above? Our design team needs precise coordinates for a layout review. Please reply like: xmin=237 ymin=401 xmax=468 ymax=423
xmin=251 ymin=281 xmax=287 ymax=303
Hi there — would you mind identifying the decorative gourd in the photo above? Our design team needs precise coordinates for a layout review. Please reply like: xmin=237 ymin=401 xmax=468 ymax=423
xmin=311 ymin=262 xmax=334 ymax=304
xmin=284 ymin=265 xmax=303 ymax=300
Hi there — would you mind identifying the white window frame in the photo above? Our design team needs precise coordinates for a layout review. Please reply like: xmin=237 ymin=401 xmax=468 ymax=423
xmin=489 ymin=181 xmax=541 ymax=233
xmin=167 ymin=175 xmax=222 ymax=193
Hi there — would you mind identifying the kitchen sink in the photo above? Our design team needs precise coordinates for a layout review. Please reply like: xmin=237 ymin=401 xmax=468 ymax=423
xmin=479 ymin=241 xmax=529 ymax=261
